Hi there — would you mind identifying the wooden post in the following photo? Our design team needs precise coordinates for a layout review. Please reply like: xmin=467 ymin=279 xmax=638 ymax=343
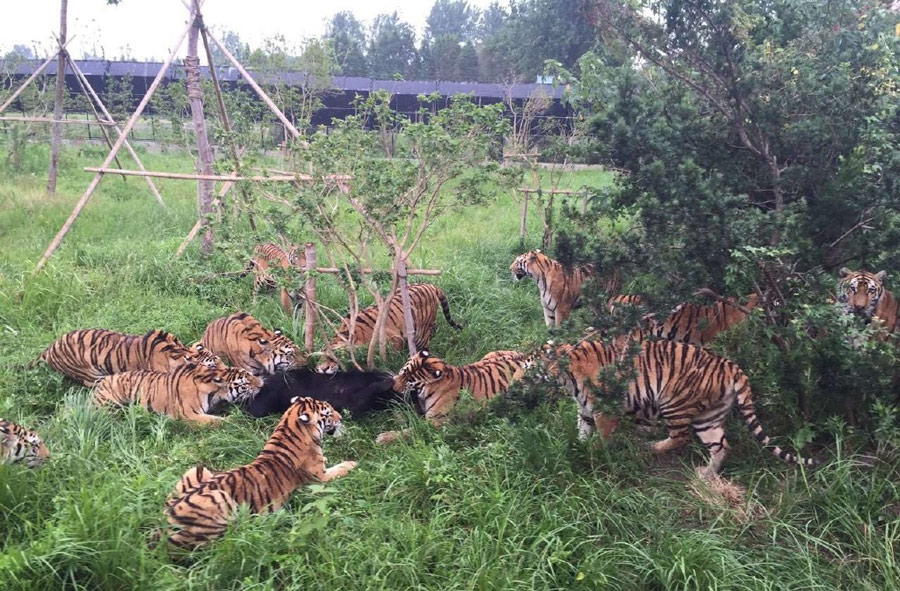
xmin=67 ymin=56 xmax=165 ymax=207
xmin=397 ymin=256 xmax=417 ymax=356
xmin=186 ymin=0 xmax=215 ymax=256
xmin=34 ymin=20 xmax=193 ymax=274
xmin=519 ymin=192 xmax=529 ymax=240
xmin=303 ymin=243 xmax=317 ymax=352
xmin=581 ymin=192 xmax=587 ymax=215
xmin=205 ymin=30 xmax=302 ymax=139
xmin=47 ymin=0 xmax=68 ymax=196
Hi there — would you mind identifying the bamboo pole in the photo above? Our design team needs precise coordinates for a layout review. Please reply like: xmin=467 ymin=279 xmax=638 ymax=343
xmin=0 ymin=36 xmax=74 ymax=114
xmin=303 ymin=243 xmax=317 ymax=352
xmin=519 ymin=192 xmax=528 ymax=240
xmin=34 ymin=20 xmax=193 ymax=274
xmin=66 ymin=53 xmax=127 ymax=182
xmin=397 ymin=257 xmax=417 ymax=356
xmin=67 ymin=56 xmax=166 ymax=207
xmin=47 ymin=0 xmax=68 ymax=196
xmin=205 ymin=30 xmax=302 ymax=139
xmin=315 ymin=267 xmax=441 ymax=276
xmin=81 ymin=167 xmax=313 ymax=182
xmin=0 ymin=116 xmax=114 ymax=125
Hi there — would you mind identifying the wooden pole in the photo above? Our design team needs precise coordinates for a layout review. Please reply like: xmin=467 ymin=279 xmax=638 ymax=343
xmin=66 ymin=54 xmax=127 ymax=182
xmin=519 ymin=192 xmax=529 ymax=240
xmin=47 ymin=0 xmax=68 ymax=196
xmin=316 ymin=267 xmax=441 ymax=276
xmin=67 ymin=56 xmax=166 ymax=207
xmin=205 ymin=30 xmax=302 ymax=139
xmin=0 ymin=37 xmax=74 ymax=114
xmin=397 ymin=256 xmax=417 ymax=356
xmin=185 ymin=0 xmax=215 ymax=256
xmin=81 ymin=167 xmax=311 ymax=182
xmin=303 ymin=243 xmax=317 ymax=352
xmin=175 ymin=177 xmax=237 ymax=258
xmin=0 ymin=116 xmax=113 ymax=125
xmin=34 ymin=20 xmax=193 ymax=274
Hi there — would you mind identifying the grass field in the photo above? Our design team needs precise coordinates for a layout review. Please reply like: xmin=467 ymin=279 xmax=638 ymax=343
xmin=1 ymin=144 xmax=899 ymax=590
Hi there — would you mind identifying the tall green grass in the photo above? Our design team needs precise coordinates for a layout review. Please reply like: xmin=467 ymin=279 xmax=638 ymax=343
xmin=0 ymin=145 xmax=898 ymax=590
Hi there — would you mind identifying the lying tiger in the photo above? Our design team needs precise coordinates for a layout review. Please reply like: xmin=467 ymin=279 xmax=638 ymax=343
xmin=375 ymin=349 xmax=529 ymax=445
xmin=318 ymin=283 xmax=462 ymax=373
xmin=541 ymin=338 xmax=815 ymax=477
xmin=836 ymin=268 xmax=898 ymax=341
xmin=239 ymin=242 xmax=308 ymax=315
xmin=33 ymin=329 xmax=226 ymax=387
xmin=1 ymin=419 xmax=49 ymax=467
xmin=163 ymin=397 xmax=356 ymax=549
xmin=201 ymin=313 xmax=302 ymax=376
xmin=510 ymin=249 xmax=633 ymax=327
xmin=93 ymin=364 xmax=262 ymax=425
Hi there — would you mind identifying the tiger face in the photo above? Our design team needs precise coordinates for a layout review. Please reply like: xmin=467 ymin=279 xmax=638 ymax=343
xmin=207 ymin=368 xmax=264 ymax=406
xmin=255 ymin=330 xmax=298 ymax=374
xmin=288 ymin=396 xmax=343 ymax=437
xmin=510 ymin=250 xmax=544 ymax=281
xmin=1 ymin=420 xmax=50 ymax=468
xmin=186 ymin=343 xmax=228 ymax=371
xmin=837 ymin=268 xmax=887 ymax=320
xmin=393 ymin=351 xmax=447 ymax=414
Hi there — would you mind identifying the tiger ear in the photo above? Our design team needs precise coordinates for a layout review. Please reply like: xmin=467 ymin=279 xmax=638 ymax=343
xmin=876 ymin=270 xmax=887 ymax=281
xmin=534 ymin=249 xmax=541 ymax=254
xmin=433 ymin=369 xmax=442 ymax=378
xmin=274 ymin=329 xmax=283 ymax=336
xmin=212 ymin=376 xmax=222 ymax=383
xmin=839 ymin=267 xmax=852 ymax=278
xmin=421 ymin=350 xmax=430 ymax=358
xmin=290 ymin=396 xmax=299 ymax=404
xmin=258 ymin=339 xmax=269 ymax=346
xmin=194 ymin=343 xmax=205 ymax=352
xmin=298 ymin=413 xmax=310 ymax=423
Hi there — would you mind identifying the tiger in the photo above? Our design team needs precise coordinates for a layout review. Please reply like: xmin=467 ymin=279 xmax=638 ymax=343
xmin=1 ymin=419 xmax=50 ymax=467
xmin=642 ymin=292 xmax=759 ymax=348
xmin=239 ymin=242 xmax=307 ymax=314
xmin=201 ymin=313 xmax=302 ymax=376
xmin=511 ymin=249 xmax=627 ymax=327
xmin=93 ymin=364 xmax=263 ymax=425
xmin=318 ymin=283 xmax=463 ymax=373
xmin=32 ymin=329 xmax=225 ymax=387
xmin=375 ymin=349 xmax=529 ymax=445
xmin=541 ymin=338 xmax=815 ymax=477
xmin=163 ymin=397 xmax=356 ymax=549
xmin=836 ymin=268 xmax=898 ymax=340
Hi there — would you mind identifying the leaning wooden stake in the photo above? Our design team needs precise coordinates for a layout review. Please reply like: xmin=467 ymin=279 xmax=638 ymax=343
xmin=0 ymin=37 xmax=74 ymax=114
xmin=47 ymin=0 xmax=69 ymax=196
xmin=303 ymin=243 xmax=317 ymax=352
xmin=67 ymin=56 xmax=165 ymax=207
xmin=205 ymin=30 xmax=302 ymax=139
xmin=34 ymin=20 xmax=193 ymax=274
xmin=519 ymin=191 xmax=529 ymax=240
xmin=397 ymin=256 xmax=417 ymax=356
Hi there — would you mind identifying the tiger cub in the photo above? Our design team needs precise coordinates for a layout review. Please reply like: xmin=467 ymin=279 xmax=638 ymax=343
xmin=318 ymin=284 xmax=462 ymax=373
xmin=375 ymin=349 xmax=529 ymax=445
xmin=239 ymin=242 xmax=308 ymax=314
xmin=163 ymin=397 xmax=356 ymax=549
xmin=33 ymin=329 xmax=226 ymax=387
xmin=1 ymin=419 xmax=49 ymax=467
xmin=836 ymin=268 xmax=898 ymax=340
xmin=542 ymin=338 xmax=814 ymax=477
xmin=510 ymin=249 xmax=628 ymax=327
xmin=93 ymin=364 xmax=263 ymax=424
xmin=201 ymin=313 xmax=301 ymax=376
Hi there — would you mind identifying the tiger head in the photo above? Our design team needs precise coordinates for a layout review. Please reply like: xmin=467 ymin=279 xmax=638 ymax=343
xmin=393 ymin=351 xmax=456 ymax=417
xmin=185 ymin=342 xmax=228 ymax=371
xmin=252 ymin=329 xmax=301 ymax=374
xmin=201 ymin=367 xmax=264 ymax=406
xmin=286 ymin=396 xmax=343 ymax=437
xmin=510 ymin=249 xmax=547 ymax=281
xmin=0 ymin=420 xmax=50 ymax=468
xmin=837 ymin=268 xmax=887 ymax=321
xmin=286 ymin=244 xmax=307 ymax=269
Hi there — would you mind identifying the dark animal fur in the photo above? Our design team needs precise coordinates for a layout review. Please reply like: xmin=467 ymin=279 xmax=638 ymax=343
xmin=246 ymin=368 xmax=406 ymax=418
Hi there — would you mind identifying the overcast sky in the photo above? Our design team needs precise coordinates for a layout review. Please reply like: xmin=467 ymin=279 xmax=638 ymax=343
xmin=1 ymin=0 xmax=505 ymax=62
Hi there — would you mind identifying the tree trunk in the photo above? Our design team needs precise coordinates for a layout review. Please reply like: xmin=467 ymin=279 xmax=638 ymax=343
xmin=769 ymin=159 xmax=783 ymax=246
xmin=186 ymin=0 xmax=215 ymax=256
xmin=47 ymin=0 xmax=67 ymax=196
xmin=398 ymin=256 xmax=417 ymax=356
